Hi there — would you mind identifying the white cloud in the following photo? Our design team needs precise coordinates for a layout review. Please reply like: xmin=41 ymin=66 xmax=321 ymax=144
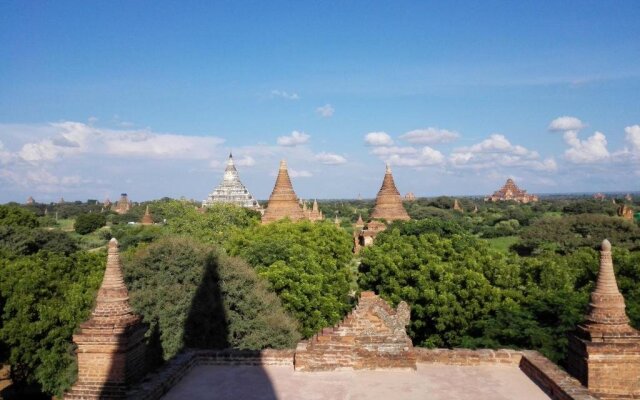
xmin=315 ymin=152 xmax=347 ymax=165
xmin=563 ymin=131 xmax=609 ymax=163
xmin=625 ymin=125 xmax=640 ymax=158
xmin=548 ymin=116 xmax=587 ymax=133
xmin=235 ymin=155 xmax=256 ymax=167
xmin=270 ymin=90 xmax=300 ymax=100
xmin=364 ymin=132 xmax=394 ymax=146
xmin=370 ymin=146 xmax=418 ymax=156
xmin=288 ymin=169 xmax=313 ymax=178
xmin=400 ymin=127 xmax=459 ymax=144
xmin=316 ymin=104 xmax=335 ymax=118
xmin=0 ymin=141 xmax=14 ymax=164
xmin=385 ymin=146 xmax=445 ymax=167
xmin=450 ymin=134 xmax=557 ymax=172
xmin=277 ymin=131 xmax=310 ymax=146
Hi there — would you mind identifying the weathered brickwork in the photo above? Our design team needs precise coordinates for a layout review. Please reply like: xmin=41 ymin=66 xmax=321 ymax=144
xmin=567 ymin=240 xmax=640 ymax=399
xmin=295 ymin=291 xmax=416 ymax=371
xmin=261 ymin=160 xmax=306 ymax=224
xmin=369 ymin=164 xmax=411 ymax=222
xmin=64 ymin=239 xmax=148 ymax=400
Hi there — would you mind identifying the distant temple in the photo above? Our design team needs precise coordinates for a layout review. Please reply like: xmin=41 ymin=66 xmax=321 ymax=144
xmin=593 ymin=192 xmax=606 ymax=201
xmin=404 ymin=192 xmax=416 ymax=201
xmin=303 ymin=199 xmax=324 ymax=222
xmin=354 ymin=165 xmax=410 ymax=252
xmin=618 ymin=204 xmax=634 ymax=221
xmin=453 ymin=199 xmax=463 ymax=212
xmin=25 ymin=196 xmax=35 ymax=205
xmin=114 ymin=193 xmax=132 ymax=214
xmin=202 ymin=153 xmax=262 ymax=211
xmin=370 ymin=165 xmax=411 ymax=222
xmin=140 ymin=205 xmax=154 ymax=225
xmin=103 ymin=198 xmax=112 ymax=208
xmin=485 ymin=178 xmax=538 ymax=203
xmin=261 ymin=160 xmax=306 ymax=224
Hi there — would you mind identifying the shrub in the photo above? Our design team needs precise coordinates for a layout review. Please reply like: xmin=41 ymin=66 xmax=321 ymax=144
xmin=74 ymin=213 xmax=107 ymax=235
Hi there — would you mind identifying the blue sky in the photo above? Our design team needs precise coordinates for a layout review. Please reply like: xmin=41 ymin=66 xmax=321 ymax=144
xmin=1 ymin=1 xmax=639 ymax=202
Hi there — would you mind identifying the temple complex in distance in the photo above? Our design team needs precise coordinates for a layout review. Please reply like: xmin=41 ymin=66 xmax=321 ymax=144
xmin=202 ymin=153 xmax=262 ymax=212
xmin=261 ymin=160 xmax=306 ymax=224
xmin=114 ymin=193 xmax=132 ymax=214
xmin=485 ymin=178 xmax=538 ymax=203
xmin=354 ymin=165 xmax=410 ymax=252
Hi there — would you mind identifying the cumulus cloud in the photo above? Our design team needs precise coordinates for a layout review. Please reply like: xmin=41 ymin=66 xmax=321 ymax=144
xmin=315 ymin=152 xmax=347 ymax=165
xmin=288 ymin=169 xmax=312 ymax=178
xmin=364 ymin=132 xmax=393 ymax=146
xmin=450 ymin=134 xmax=557 ymax=172
xmin=235 ymin=155 xmax=256 ymax=167
xmin=385 ymin=146 xmax=445 ymax=167
xmin=563 ymin=131 xmax=609 ymax=163
xmin=548 ymin=116 xmax=587 ymax=133
xmin=316 ymin=104 xmax=335 ymax=118
xmin=547 ymin=117 xmax=609 ymax=164
xmin=400 ymin=127 xmax=459 ymax=144
xmin=625 ymin=125 xmax=640 ymax=158
xmin=277 ymin=131 xmax=310 ymax=146
xmin=270 ymin=90 xmax=300 ymax=100
xmin=370 ymin=146 xmax=417 ymax=156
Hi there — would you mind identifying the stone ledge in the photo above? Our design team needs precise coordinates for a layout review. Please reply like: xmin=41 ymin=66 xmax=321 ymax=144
xmin=414 ymin=348 xmax=523 ymax=365
xmin=519 ymin=351 xmax=600 ymax=400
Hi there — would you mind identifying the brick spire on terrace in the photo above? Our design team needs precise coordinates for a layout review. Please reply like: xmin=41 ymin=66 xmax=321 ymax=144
xmin=568 ymin=239 xmax=640 ymax=399
xmin=370 ymin=164 xmax=410 ymax=222
xmin=65 ymin=238 xmax=147 ymax=399
xmin=261 ymin=160 xmax=305 ymax=224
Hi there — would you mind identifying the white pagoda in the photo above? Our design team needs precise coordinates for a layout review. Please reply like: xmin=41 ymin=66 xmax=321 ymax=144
xmin=203 ymin=153 xmax=262 ymax=211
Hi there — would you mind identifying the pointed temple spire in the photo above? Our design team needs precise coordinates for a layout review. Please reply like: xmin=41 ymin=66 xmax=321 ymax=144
xmin=567 ymin=239 xmax=640 ymax=399
xmin=202 ymin=153 xmax=262 ymax=210
xmin=140 ymin=205 xmax=153 ymax=225
xmin=584 ymin=239 xmax=631 ymax=329
xmin=262 ymin=159 xmax=306 ymax=223
xmin=65 ymin=238 xmax=147 ymax=399
xmin=370 ymin=164 xmax=410 ymax=222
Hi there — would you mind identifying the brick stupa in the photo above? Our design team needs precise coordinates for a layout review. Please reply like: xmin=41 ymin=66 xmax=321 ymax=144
xmin=295 ymin=291 xmax=415 ymax=371
xmin=305 ymin=199 xmax=323 ymax=222
xmin=567 ymin=239 xmax=640 ymax=399
xmin=140 ymin=205 xmax=153 ymax=225
xmin=370 ymin=165 xmax=410 ymax=222
xmin=65 ymin=238 xmax=147 ymax=399
xmin=261 ymin=160 xmax=306 ymax=224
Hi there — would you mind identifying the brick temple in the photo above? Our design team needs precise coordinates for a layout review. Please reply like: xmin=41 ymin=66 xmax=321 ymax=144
xmin=295 ymin=291 xmax=415 ymax=371
xmin=485 ymin=178 xmax=538 ymax=203
xmin=65 ymin=239 xmax=147 ymax=399
xmin=567 ymin=239 xmax=640 ymax=399
xmin=261 ymin=160 xmax=307 ymax=224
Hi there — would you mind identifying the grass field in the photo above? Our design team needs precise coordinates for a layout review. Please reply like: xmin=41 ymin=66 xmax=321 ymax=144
xmin=485 ymin=236 xmax=518 ymax=253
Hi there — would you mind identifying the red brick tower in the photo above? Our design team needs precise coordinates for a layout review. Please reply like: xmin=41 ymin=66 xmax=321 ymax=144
xmin=65 ymin=238 xmax=147 ymax=399
xmin=261 ymin=160 xmax=306 ymax=223
xmin=567 ymin=239 xmax=640 ymax=399
xmin=370 ymin=164 xmax=410 ymax=222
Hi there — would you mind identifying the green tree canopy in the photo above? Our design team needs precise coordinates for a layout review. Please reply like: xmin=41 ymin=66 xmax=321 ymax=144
xmin=122 ymin=237 xmax=300 ymax=362
xmin=225 ymin=220 xmax=354 ymax=338
xmin=74 ymin=212 xmax=107 ymax=235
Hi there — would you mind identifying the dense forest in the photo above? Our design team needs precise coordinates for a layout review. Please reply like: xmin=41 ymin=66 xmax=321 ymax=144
xmin=0 ymin=195 xmax=639 ymax=397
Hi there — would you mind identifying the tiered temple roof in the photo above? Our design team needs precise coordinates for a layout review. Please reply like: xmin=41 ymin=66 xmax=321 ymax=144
xmin=370 ymin=165 xmax=410 ymax=222
xmin=305 ymin=199 xmax=323 ymax=221
xmin=486 ymin=178 xmax=538 ymax=203
xmin=202 ymin=153 xmax=262 ymax=211
xmin=568 ymin=239 xmax=640 ymax=398
xmin=261 ymin=160 xmax=306 ymax=224
xmin=114 ymin=193 xmax=132 ymax=214
xmin=65 ymin=239 xmax=147 ymax=399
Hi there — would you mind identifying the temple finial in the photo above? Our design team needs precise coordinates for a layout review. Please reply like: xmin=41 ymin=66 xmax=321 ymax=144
xmin=386 ymin=163 xmax=391 ymax=173
xmin=280 ymin=159 xmax=288 ymax=170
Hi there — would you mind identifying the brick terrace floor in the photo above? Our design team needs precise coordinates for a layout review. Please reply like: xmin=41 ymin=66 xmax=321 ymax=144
xmin=161 ymin=363 xmax=551 ymax=400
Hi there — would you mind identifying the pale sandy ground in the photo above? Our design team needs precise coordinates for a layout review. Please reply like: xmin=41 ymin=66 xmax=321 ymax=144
xmin=161 ymin=364 xmax=550 ymax=400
